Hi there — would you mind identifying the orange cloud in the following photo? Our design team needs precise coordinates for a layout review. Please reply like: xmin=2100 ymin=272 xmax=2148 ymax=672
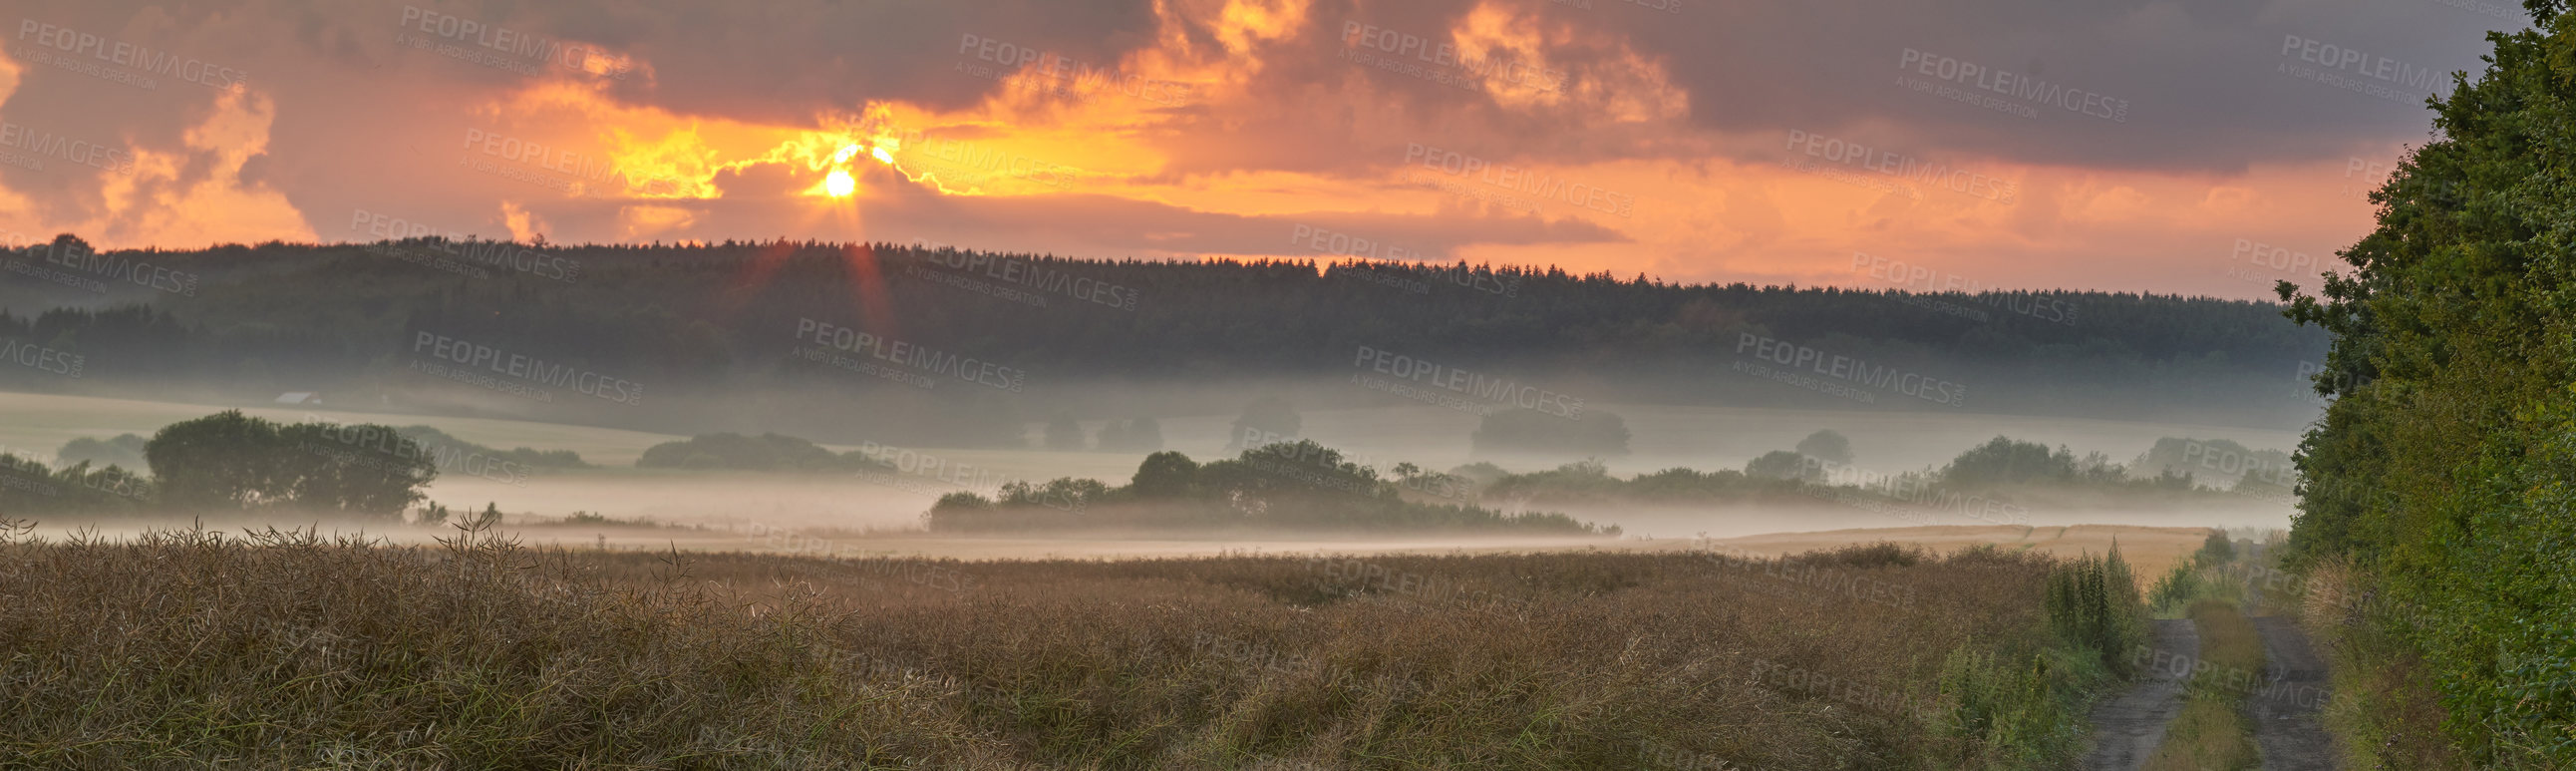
xmin=0 ymin=0 xmax=2439 ymax=298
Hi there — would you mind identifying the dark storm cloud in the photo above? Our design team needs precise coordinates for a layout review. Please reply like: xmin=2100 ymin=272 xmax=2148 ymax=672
xmin=1622 ymin=0 xmax=2514 ymax=171
xmin=6 ymin=0 xmax=2521 ymax=187
xmin=531 ymin=0 xmax=1165 ymax=122
xmin=1157 ymin=0 xmax=2522 ymax=175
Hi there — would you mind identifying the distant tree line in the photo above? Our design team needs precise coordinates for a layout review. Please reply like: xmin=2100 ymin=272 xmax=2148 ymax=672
xmin=1478 ymin=433 xmax=2275 ymax=510
xmin=1 ymin=410 xmax=438 ymax=518
xmin=926 ymin=440 xmax=1610 ymax=535
xmin=0 ymin=235 xmax=2327 ymax=440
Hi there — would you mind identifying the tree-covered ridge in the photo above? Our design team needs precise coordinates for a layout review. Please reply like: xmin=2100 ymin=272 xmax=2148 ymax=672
xmin=2276 ymin=4 xmax=2576 ymax=764
xmin=0 ymin=237 xmax=2321 ymax=424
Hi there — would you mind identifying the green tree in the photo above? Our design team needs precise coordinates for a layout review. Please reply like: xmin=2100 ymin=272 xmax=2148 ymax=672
xmin=278 ymin=423 xmax=439 ymax=515
xmin=0 ymin=455 xmax=152 ymax=515
xmin=147 ymin=411 xmax=290 ymax=509
xmin=146 ymin=411 xmax=436 ymax=516
xmin=1939 ymin=437 xmax=2075 ymax=489
xmin=2274 ymin=4 xmax=2576 ymax=761
xmin=1129 ymin=451 xmax=1199 ymax=499
xmin=2191 ymin=530 xmax=2235 ymax=568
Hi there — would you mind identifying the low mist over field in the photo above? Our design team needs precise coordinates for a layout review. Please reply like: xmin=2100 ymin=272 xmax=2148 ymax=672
xmin=0 ymin=388 xmax=2306 ymax=543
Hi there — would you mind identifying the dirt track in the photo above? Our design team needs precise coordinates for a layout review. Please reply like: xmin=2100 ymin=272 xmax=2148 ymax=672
xmin=2251 ymin=615 xmax=2337 ymax=770
xmin=2085 ymin=618 xmax=2197 ymax=771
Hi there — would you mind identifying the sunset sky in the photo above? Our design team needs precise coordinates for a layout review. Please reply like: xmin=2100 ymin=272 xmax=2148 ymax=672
xmin=0 ymin=0 xmax=2526 ymax=296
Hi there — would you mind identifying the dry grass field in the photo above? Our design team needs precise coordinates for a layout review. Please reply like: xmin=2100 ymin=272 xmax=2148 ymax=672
xmin=14 ymin=518 xmax=2215 ymax=595
xmin=0 ymin=519 xmax=2142 ymax=769
xmin=1665 ymin=525 xmax=2214 ymax=586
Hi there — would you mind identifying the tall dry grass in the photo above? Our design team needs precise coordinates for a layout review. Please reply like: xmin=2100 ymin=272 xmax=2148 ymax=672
xmin=0 ymin=521 xmax=1009 ymax=769
xmin=0 ymin=521 xmax=2113 ymax=769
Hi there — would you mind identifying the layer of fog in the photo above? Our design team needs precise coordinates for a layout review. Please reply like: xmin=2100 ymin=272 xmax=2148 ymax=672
xmin=0 ymin=377 xmax=2318 ymax=548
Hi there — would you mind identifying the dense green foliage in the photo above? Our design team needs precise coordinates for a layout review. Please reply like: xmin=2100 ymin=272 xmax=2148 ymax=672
xmin=0 ymin=455 xmax=153 ymax=515
xmin=144 ymin=411 xmax=438 ymax=515
xmin=1940 ymin=438 xmax=2123 ymax=489
xmin=2276 ymin=5 xmax=2576 ymax=763
xmin=1922 ymin=544 xmax=2147 ymax=769
xmin=925 ymin=441 xmax=1609 ymax=534
xmin=2043 ymin=548 xmax=2148 ymax=679
xmin=14 ymin=417 xmax=461 ymax=518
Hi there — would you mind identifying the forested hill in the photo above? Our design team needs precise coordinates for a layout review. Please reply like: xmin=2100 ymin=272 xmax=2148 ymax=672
xmin=0 ymin=235 xmax=2326 ymax=437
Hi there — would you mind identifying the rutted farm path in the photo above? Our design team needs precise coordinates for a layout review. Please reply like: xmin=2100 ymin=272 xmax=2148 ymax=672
xmin=2249 ymin=615 xmax=2336 ymax=770
xmin=2082 ymin=613 xmax=2340 ymax=770
xmin=2085 ymin=618 xmax=2198 ymax=770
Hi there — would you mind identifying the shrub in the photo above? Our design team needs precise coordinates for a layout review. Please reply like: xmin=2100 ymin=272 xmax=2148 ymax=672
xmin=2043 ymin=546 xmax=2147 ymax=676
